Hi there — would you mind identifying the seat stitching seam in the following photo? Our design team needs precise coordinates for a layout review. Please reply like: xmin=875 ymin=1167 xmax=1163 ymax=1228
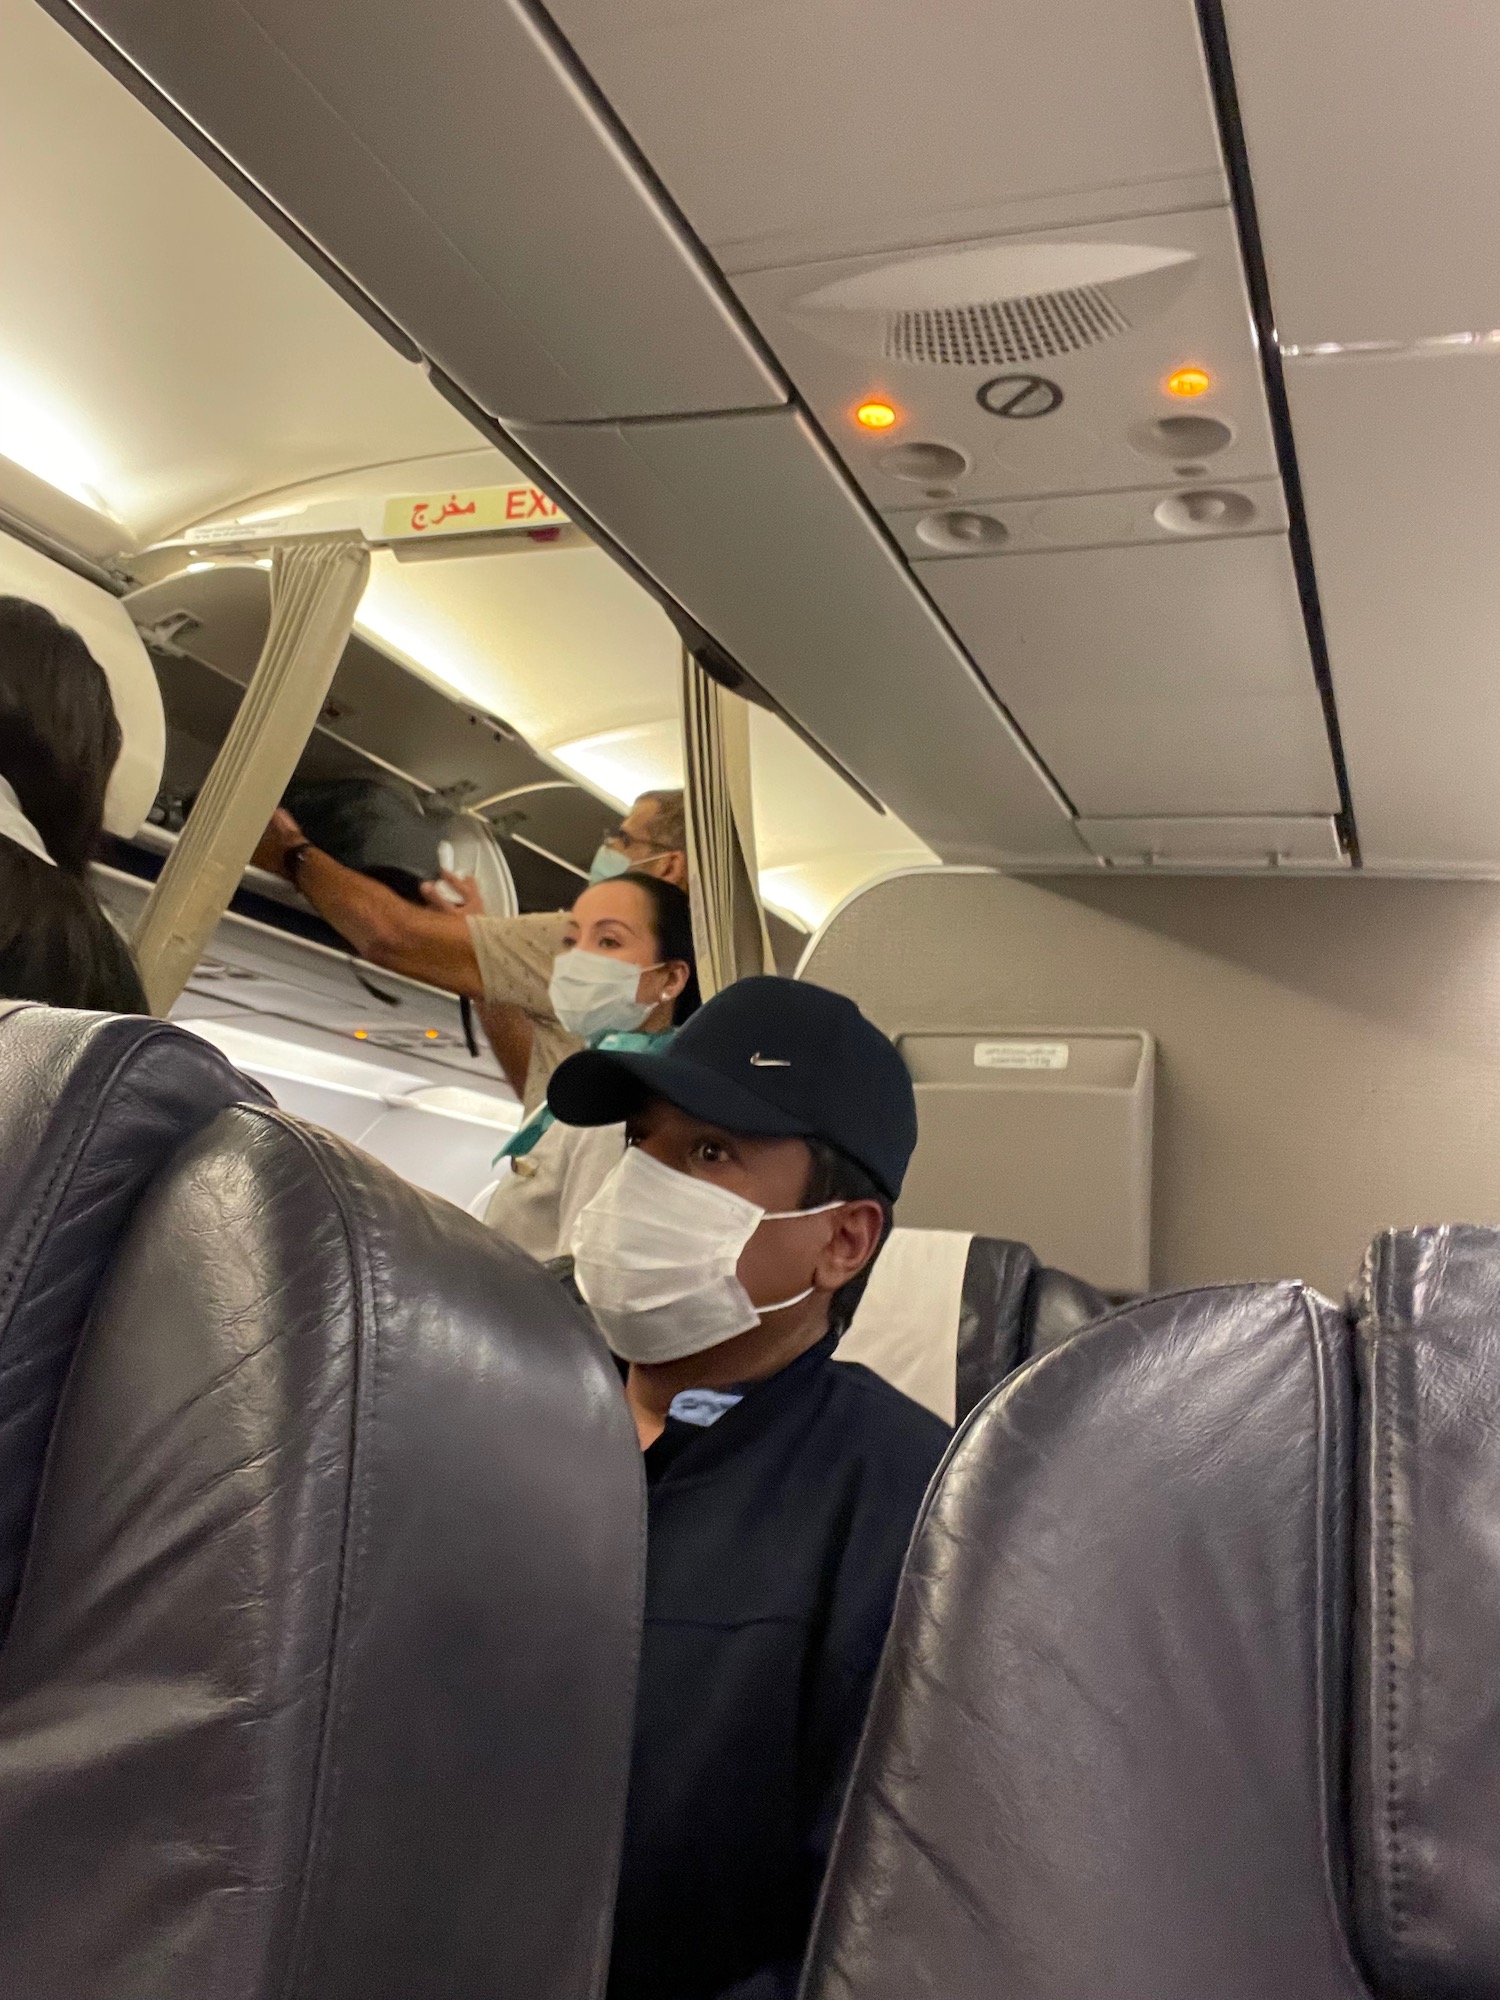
xmin=1382 ymin=1333 xmax=1407 ymax=1957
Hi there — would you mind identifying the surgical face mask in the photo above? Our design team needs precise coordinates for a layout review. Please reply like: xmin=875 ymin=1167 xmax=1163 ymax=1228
xmin=549 ymin=947 xmax=661 ymax=1039
xmin=569 ymin=1145 xmax=843 ymax=1364
xmin=588 ymin=843 xmax=631 ymax=884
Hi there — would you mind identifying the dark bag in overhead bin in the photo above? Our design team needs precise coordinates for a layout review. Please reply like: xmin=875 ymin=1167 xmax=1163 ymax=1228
xmin=283 ymin=778 xmax=444 ymax=904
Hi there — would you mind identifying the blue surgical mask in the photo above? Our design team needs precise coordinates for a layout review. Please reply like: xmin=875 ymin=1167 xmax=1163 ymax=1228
xmin=589 ymin=843 xmax=631 ymax=884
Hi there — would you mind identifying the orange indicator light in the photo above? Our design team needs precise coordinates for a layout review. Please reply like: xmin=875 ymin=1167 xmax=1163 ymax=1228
xmin=854 ymin=399 xmax=899 ymax=430
xmin=1165 ymin=366 xmax=1212 ymax=399
xmin=353 ymin=1028 xmax=369 ymax=1040
xmin=424 ymin=1028 xmax=440 ymax=1040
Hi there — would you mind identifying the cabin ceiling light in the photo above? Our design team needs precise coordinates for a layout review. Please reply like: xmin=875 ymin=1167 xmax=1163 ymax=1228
xmin=0 ymin=373 xmax=112 ymax=512
xmin=550 ymin=722 xmax=684 ymax=810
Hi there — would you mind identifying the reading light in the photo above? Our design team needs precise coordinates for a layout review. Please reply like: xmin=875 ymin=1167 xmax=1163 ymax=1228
xmin=1165 ymin=366 xmax=1212 ymax=399
xmin=854 ymin=399 xmax=900 ymax=430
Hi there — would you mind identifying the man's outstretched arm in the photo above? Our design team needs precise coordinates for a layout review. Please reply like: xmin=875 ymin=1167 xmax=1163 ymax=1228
xmin=253 ymin=810 xmax=483 ymax=996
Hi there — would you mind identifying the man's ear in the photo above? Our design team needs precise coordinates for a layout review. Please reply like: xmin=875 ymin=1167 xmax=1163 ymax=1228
xmin=813 ymin=1200 xmax=886 ymax=1291
xmin=661 ymin=850 xmax=690 ymax=890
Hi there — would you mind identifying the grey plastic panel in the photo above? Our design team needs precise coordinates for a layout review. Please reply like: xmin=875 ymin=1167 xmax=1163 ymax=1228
xmin=513 ymin=406 xmax=1087 ymax=866
xmin=1285 ymin=349 xmax=1500 ymax=870
xmin=546 ymin=0 xmax=1225 ymax=269
xmin=52 ymin=0 xmax=784 ymax=422
xmin=1078 ymin=815 xmax=1345 ymax=868
xmin=1223 ymin=0 xmax=1500 ymax=344
xmin=889 ymin=479 xmax=1288 ymax=564
xmin=735 ymin=209 xmax=1278 ymax=516
xmin=895 ymin=1028 xmax=1154 ymax=1293
xmin=924 ymin=533 xmax=1339 ymax=819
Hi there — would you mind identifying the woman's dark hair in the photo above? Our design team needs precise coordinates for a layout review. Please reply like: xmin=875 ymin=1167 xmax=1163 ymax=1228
xmin=0 ymin=595 xmax=148 ymax=1012
xmin=619 ymin=870 xmax=701 ymax=1024
xmin=802 ymin=1136 xmax=895 ymax=1338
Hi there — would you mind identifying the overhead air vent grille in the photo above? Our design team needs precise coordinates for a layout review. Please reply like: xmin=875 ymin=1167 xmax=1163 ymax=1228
xmin=884 ymin=287 xmax=1131 ymax=367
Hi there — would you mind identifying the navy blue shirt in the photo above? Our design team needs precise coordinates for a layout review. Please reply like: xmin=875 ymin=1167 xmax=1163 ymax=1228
xmin=607 ymin=1333 xmax=952 ymax=2000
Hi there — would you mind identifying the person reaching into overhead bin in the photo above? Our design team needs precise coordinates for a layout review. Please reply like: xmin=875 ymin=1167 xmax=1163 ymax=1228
xmin=546 ymin=975 xmax=950 ymax=2000
xmin=252 ymin=786 xmax=689 ymax=1108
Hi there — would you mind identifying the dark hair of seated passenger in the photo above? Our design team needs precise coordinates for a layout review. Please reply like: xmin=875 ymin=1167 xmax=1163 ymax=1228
xmin=803 ymin=1136 xmax=895 ymax=1338
xmin=0 ymin=594 xmax=148 ymax=1013
xmin=618 ymin=869 xmax=702 ymax=1025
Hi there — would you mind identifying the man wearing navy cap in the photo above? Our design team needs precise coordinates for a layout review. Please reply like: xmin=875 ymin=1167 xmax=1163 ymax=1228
xmin=548 ymin=976 xmax=951 ymax=2000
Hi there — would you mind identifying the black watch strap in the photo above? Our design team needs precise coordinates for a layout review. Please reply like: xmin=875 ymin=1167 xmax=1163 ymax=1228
xmin=283 ymin=840 xmax=314 ymax=883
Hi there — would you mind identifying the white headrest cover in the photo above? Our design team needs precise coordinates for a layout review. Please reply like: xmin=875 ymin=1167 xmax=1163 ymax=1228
xmin=0 ymin=529 xmax=164 ymax=836
xmin=837 ymin=1227 xmax=974 ymax=1423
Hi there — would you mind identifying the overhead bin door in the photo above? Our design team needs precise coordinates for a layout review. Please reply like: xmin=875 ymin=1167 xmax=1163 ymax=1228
xmin=1223 ymin=0 xmax=1500 ymax=871
xmin=514 ymin=406 xmax=1087 ymax=868
xmin=47 ymin=0 xmax=785 ymax=423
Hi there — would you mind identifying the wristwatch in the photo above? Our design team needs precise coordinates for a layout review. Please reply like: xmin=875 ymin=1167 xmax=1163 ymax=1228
xmin=283 ymin=840 xmax=314 ymax=885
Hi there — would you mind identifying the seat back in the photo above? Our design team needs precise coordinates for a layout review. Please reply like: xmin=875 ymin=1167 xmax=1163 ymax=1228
xmin=806 ymin=1231 xmax=1500 ymax=1999
xmin=0 ymin=1093 xmax=643 ymax=2000
xmin=806 ymin=1277 xmax=1368 ymax=1999
xmin=838 ymin=1227 xmax=1109 ymax=1421
xmin=0 ymin=1003 xmax=260 ymax=1639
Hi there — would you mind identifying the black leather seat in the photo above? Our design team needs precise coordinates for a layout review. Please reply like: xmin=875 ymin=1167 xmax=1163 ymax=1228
xmin=955 ymin=1234 xmax=1111 ymax=1414
xmin=0 ymin=1006 xmax=643 ymax=2000
xmin=834 ymin=1228 xmax=1110 ymax=1423
xmin=801 ymin=1228 xmax=1500 ymax=2000
xmin=0 ymin=1002 xmax=261 ymax=1639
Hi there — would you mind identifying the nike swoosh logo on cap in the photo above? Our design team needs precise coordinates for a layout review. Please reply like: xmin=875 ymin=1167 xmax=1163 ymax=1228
xmin=749 ymin=1053 xmax=791 ymax=1067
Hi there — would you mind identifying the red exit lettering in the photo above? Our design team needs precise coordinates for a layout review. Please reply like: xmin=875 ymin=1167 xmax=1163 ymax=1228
xmin=504 ymin=486 xmax=560 ymax=522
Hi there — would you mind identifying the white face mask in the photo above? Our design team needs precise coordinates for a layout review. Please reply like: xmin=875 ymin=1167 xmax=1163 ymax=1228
xmin=549 ymin=947 xmax=662 ymax=1039
xmin=569 ymin=1145 xmax=843 ymax=1364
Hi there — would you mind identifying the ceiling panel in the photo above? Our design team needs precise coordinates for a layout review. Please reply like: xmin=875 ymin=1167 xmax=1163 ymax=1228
xmin=1286 ymin=348 xmax=1500 ymax=870
xmin=49 ymin=0 xmax=784 ymax=422
xmin=923 ymin=534 xmax=1338 ymax=819
xmin=513 ymin=406 xmax=1087 ymax=867
xmin=545 ymin=0 xmax=1225 ymax=269
xmin=1222 ymin=0 xmax=1500 ymax=344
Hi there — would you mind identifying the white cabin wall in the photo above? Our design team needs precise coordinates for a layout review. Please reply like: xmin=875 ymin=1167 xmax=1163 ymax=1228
xmin=801 ymin=871 xmax=1500 ymax=1298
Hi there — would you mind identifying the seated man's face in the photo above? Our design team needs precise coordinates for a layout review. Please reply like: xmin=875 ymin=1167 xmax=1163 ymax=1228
xmin=628 ymin=1098 xmax=834 ymax=1316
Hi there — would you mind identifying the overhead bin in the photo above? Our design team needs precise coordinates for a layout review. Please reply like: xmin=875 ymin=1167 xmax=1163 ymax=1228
xmin=922 ymin=534 xmax=1339 ymax=821
xmin=1280 ymin=351 xmax=1500 ymax=871
xmin=1221 ymin=0 xmax=1500 ymax=347
xmin=545 ymin=0 xmax=1225 ymax=269
xmin=47 ymin=0 xmax=785 ymax=423
xmin=1223 ymin=0 xmax=1500 ymax=875
xmin=513 ymin=406 xmax=1087 ymax=868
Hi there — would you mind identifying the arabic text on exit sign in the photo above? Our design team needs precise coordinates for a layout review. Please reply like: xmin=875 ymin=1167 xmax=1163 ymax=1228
xmin=382 ymin=484 xmax=567 ymax=539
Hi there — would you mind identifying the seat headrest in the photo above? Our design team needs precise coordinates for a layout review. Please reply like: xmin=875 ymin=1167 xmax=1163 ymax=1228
xmin=839 ymin=1231 xmax=1111 ymax=1422
xmin=0 ymin=1101 xmax=642 ymax=1999
xmin=1350 ymin=1225 xmax=1500 ymax=1996
xmin=0 ymin=1005 xmax=261 ymax=1637
xmin=804 ymin=1280 xmax=1362 ymax=2000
